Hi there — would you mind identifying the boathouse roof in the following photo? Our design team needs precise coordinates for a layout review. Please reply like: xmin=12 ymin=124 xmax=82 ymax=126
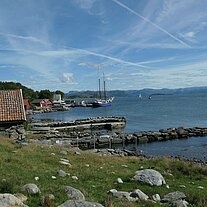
xmin=0 ymin=89 xmax=26 ymax=123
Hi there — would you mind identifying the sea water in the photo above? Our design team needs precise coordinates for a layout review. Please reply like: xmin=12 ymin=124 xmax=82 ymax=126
xmin=33 ymin=93 xmax=207 ymax=160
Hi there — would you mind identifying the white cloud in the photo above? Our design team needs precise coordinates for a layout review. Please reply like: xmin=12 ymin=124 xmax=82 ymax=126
xmin=75 ymin=0 xmax=96 ymax=10
xmin=60 ymin=73 xmax=74 ymax=84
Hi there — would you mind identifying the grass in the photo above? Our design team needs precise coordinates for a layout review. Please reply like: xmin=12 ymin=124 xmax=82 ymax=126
xmin=0 ymin=135 xmax=207 ymax=206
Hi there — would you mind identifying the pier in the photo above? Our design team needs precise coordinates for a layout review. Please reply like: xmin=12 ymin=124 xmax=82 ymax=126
xmin=31 ymin=116 xmax=126 ymax=132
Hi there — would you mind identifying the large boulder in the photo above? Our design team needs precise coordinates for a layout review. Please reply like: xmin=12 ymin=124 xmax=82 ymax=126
xmin=65 ymin=186 xmax=85 ymax=200
xmin=162 ymin=191 xmax=186 ymax=203
xmin=22 ymin=183 xmax=40 ymax=195
xmin=58 ymin=200 xmax=104 ymax=207
xmin=132 ymin=169 xmax=166 ymax=186
xmin=0 ymin=193 xmax=28 ymax=207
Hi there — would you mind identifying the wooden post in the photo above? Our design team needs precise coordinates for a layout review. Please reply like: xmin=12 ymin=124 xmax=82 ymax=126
xmin=135 ymin=136 xmax=137 ymax=151
xmin=109 ymin=137 xmax=112 ymax=149
xmin=122 ymin=134 xmax=125 ymax=150
xmin=77 ymin=136 xmax=79 ymax=147
xmin=93 ymin=134 xmax=96 ymax=150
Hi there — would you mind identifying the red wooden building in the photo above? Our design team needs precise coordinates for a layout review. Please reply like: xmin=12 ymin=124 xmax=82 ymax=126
xmin=24 ymin=99 xmax=31 ymax=110
xmin=31 ymin=99 xmax=52 ymax=107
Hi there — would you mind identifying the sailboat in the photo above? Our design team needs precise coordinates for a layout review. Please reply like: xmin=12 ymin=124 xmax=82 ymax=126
xmin=93 ymin=73 xmax=114 ymax=107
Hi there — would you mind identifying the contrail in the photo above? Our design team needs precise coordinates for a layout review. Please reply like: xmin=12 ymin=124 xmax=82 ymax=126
xmin=65 ymin=46 xmax=152 ymax=68
xmin=112 ymin=0 xmax=191 ymax=48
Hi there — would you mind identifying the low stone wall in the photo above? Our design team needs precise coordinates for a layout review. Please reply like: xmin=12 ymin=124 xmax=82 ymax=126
xmin=35 ymin=126 xmax=207 ymax=149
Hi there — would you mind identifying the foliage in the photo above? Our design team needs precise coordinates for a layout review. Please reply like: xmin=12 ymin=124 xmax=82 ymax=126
xmin=0 ymin=81 xmax=64 ymax=101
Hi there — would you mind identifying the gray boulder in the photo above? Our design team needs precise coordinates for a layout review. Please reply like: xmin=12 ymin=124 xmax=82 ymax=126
xmin=58 ymin=200 xmax=104 ymax=207
xmin=130 ymin=189 xmax=149 ymax=201
xmin=173 ymin=200 xmax=189 ymax=207
xmin=162 ymin=191 xmax=186 ymax=203
xmin=65 ymin=186 xmax=85 ymax=200
xmin=109 ymin=189 xmax=130 ymax=199
xmin=132 ymin=169 xmax=166 ymax=186
xmin=0 ymin=193 xmax=28 ymax=207
xmin=22 ymin=183 xmax=40 ymax=194
xmin=58 ymin=170 xmax=69 ymax=177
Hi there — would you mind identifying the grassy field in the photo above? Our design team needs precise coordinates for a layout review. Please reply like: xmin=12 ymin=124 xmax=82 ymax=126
xmin=0 ymin=135 xmax=207 ymax=207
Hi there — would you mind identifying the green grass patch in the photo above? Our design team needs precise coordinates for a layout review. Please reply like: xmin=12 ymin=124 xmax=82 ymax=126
xmin=0 ymin=136 xmax=207 ymax=206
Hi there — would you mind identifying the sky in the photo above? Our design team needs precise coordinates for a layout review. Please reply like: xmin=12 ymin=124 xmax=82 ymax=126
xmin=0 ymin=0 xmax=207 ymax=92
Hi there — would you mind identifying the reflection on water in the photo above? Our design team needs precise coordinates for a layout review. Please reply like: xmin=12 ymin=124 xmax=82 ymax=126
xmin=125 ymin=136 xmax=207 ymax=161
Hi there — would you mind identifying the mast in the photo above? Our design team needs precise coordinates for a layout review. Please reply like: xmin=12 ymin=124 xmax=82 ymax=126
xmin=103 ymin=73 xmax=106 ymax=100
xmin=98 ymin=65 xmax=101 ymax=99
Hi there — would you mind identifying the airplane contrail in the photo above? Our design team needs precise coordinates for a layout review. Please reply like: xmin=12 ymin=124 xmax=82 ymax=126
xmin=112 ymin=0 xmax=191 ymax=48
xmin=66 ymin=46 xmax=152 ymax=68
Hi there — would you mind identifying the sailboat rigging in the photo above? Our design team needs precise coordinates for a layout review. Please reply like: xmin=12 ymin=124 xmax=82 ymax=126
xmin=93 ymin=72 xmax=114 ymax=107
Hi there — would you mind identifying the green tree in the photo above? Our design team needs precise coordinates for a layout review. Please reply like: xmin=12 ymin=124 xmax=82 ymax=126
xmin=38 ymin=90 xmax=53 ymax=100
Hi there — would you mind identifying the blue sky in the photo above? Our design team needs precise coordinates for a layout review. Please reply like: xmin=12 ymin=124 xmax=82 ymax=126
xmin=0 ymin=0 xmax=207 ymax=92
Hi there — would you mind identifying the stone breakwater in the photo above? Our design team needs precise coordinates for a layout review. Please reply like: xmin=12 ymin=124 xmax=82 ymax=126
xmin=33 ymin=126 xmax=207 ymax=150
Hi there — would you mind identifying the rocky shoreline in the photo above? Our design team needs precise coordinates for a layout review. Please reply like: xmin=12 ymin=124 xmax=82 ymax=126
xmin=2 ymin=122 xmax=207 ymax=161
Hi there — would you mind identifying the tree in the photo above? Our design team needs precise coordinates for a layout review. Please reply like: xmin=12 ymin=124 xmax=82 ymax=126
xmin=38 ymin=90 xmax=53 ymax=100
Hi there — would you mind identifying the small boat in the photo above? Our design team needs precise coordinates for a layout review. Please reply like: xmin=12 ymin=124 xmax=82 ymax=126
xmin=93 ymin=97 xmax=114 ymax=107
xmin=138 ymin=94 xmax=142 ymax=99
xmin=93 ymin=72 xmax=114 ymax=107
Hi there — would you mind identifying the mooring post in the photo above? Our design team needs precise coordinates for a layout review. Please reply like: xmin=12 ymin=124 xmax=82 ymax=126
xmin=77 ymin=136 xmax=79 ymax=147
xmin=122 ymin=134 xmax=125 ymax=150
xmin=93 ymin=134 xmax=96 ymax=150
xmin=109 ymin=137 xmax=112 ymax=149
xmin=135 ymin=136 xmax=138 ymax=151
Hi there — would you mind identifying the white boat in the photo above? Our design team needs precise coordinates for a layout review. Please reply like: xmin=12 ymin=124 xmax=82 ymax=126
xmin=93 ymin=73 xmax=114 ymax=107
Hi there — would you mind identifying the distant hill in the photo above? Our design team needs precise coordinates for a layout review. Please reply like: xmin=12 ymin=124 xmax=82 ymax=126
xmin=66 ymin=86 xmax=207 ymax=98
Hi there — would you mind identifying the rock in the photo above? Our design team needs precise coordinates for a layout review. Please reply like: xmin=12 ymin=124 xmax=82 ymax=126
xmin=59 ymin=159 xmax=71 ymax=166
xmin=52 ymin=176 xmax=56 ymax=179
xmin=132 ymin=169 xmax=166 ymax=186
xmin=60 ymin=150 xmax=68 ymax=155
xmin=117 ymin=178 xmax=123 ymax=184
xmin=152 ymin=194 xmax=161 ymax=201
xmin=58 ymin=200 xmax=104 ymax=207
xmin=14 ymin=193 xmax=27 ymax=203
xmin=197 ymin=186 xmax=204 ymax=189
xmin=130 ymin=189 xmax=149 ymax=201
xmin=65 ymin=186 xmax=85 ymax=200
xmin=41 ymin=194 xmax=54 ymax=207
xmin=162 ymin=191 xmax=186 ymax=203
xmin=22 ymin=183 xmax=40 ymax=195
xmin=34 ymin=177 xmax=39 ymax=181
xmin=16 ymin=128 xmax=25 ymax=135
xmin=71 ymin=176 xmax=78 ymax=182
xmin=110 ymin=190 xmax=130 ymax=199
xmin=58 ymin=170 xmax=69 ymax=177
xmin=173 ymin=200 xmax=189 ymax=207
xmin=0 ymin=193 xmax=28 ymax=207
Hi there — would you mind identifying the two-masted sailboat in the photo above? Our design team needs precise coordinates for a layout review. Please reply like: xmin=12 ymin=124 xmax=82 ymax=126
xmin=92 ymin=73 xmax=114 ymax=107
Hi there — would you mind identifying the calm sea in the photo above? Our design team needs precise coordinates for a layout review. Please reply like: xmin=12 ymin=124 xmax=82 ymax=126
xmin=33 ymin=93 xmax=207 ymax=160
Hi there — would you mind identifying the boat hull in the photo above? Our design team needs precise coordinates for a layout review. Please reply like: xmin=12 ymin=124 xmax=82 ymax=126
xmin=92 ymin=102 xmax=111 ymax=107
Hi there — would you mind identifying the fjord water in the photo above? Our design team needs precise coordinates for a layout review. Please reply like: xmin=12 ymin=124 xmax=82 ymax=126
xmin=33 ymin=93 xmax=207 ymax=160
